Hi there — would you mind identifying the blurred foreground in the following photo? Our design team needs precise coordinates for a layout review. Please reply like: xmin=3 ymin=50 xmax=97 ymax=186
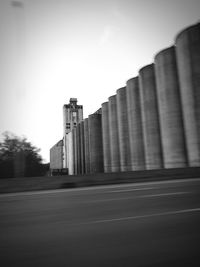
xmin=0 ymin=177 xmax=200 ymax=266
xmin=1 ymin=167 xmax=200 ymax=194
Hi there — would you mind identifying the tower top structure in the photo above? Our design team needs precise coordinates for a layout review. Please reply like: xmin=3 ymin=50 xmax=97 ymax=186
xmin=70 ymin=98 xmax=77 ymax=104
xmin=63 ymin=98 xmax=83 ymax=135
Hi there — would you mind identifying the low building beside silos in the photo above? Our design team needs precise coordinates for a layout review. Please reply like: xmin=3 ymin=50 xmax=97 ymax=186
xmin=50 ymin=139 xmax=67 ymax=176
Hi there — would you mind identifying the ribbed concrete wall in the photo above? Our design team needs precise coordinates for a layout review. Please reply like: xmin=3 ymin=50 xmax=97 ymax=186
xmin=62 ymin=106 xmax=68 ymax=168
xmin=108 ymin=95 xmax=120 ymax=172
xmin=88 ymin=114 xmax=104 ymax=173
xmin=50 ymin=140 xmax=63 ymax=170
xmin=155 ymin=46 xmax=187 ymax=168
xmin=84 ymin=118 xmax=90 ymax=174
xmin=139 ymin=64 xmax=163 ymax=170
xmin=116 ymin=87 xmax=131 ymax=171
xmin=63 ymin=135 xmax=67 ymax=168
xmin=80 ymin=121 xmax=85 ymax=174
xmin=66 ymin=134 xmax=69 ymax=171
xmin=126 ymin=77 xmax=145 ymax=171
xmin=67 ymin=132 xmax=74 ymax=175
xmin=72 ymin=127 xmax=78 ymax=175
xmin=76 ymin=123 xmax=82 ymax=174
xmin=175 ymin=23 xmax=200 ymax=167
xmin=102 ymin=102 xmax=111 ymax=172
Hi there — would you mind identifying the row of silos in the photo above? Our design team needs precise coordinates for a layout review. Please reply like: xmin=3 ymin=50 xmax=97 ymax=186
xmin=66 ymin=113 xmax=104 ymax=175
xmin=101 ymin=22 xmax=200 ymax=172
xmin=66 ymin=22 xmax=200 ymax=174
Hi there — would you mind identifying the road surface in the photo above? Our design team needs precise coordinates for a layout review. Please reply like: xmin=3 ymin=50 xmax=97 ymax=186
xmin=0 ymin=177 xmax=200 ymax=266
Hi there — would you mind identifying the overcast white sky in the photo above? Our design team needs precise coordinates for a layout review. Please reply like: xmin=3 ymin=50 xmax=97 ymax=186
xmin=0 ymin=0 xmax=200 ymax=162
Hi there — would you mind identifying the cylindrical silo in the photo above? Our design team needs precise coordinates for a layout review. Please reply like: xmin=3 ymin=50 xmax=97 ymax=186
xmin=67 ymin=131 xmax=74 ymax=175
xmin=88 ymin=113 xmax=104 ymax=173
xmin=116 ymin=87 xmax=132 ymax=171
xmin=80 ymin=120 xmax=85 ymax=174
xmin=101 ymin=102 xmax=112 ymax=172
xmin=126 ymin=77 xmax=145 ymax=171
xmin=175 ymin=23 xmax=200 ymax=167
xmin=84 ymin=118 xmax=90 ymax=173
xmin=63 ymin=135 xmax=67 ymax=169
xmin=108 ymin=95 xmax=120 ymax=172
xmin=139 ymin=64 xmax=163 ymax=170
xmin=72 ymin=127 xmax=77 ymax=175
xmin=76 ymin=123 xmax=82 ymax=174
xmin=155 ymin=46 xmax=187 ymax=168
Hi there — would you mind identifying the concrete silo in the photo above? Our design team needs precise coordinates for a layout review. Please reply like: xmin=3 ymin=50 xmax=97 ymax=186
xmin=155 ymin=46 xmax=187 ymax=168
xmin=108 ymin=95 xmax=120 ymax=172
xmin=76 ymin=123 xmax=82 ymax=174
xmin=63 ymin=98 xmax=83 ymax=170
xmin=84 ymin=118 xmax=90 ymax=174
xmin=88 ymin=113 xmax=104 ymax=173
xmin=175 ymin=23 xmax=200 ymax=166
xmin=80 ymin=121 xmax=85 ymax=174
xmin=72 ymin=127 xmax=78 ymax=175
xmin=116 ymin=87 xmax=131 ymax=171
xmin=102 ymin=102 xmax=112 ymax=172
xmin=139 ymin=64 xmax=163 ymax=170
xmin=126 ymin=77 xmax=145 ymax=171
xmin=66 ymin=131 xmax=74 ymax=175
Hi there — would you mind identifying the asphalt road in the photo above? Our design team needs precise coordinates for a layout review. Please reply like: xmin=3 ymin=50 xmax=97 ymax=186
xmin=0 ymin=177 xmax=200 ymax=266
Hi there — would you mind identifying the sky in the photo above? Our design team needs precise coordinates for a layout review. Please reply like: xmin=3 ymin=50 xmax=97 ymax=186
xmin=0 ymin=0 xmax=200 ymax=163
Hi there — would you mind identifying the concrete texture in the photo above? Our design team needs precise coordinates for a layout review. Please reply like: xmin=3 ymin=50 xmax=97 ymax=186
xmin=155 ymin=46 xmax=187 ymax=168
xmin=62 ymin=135 xmax=67 ymax=169
xmin=108 ymin=95 xmax=120 ymax=172
xmin=63 ymin=98 xmax=83 ymax=135
xmin=80 ymin=121 xmax=85 ymax=174
xmin=139 ymin=64 xmax=163 ymax=170
xmin=84 ymin=118 xmax=90 ymax=174
xmin=76 ymin=123 xmax=82 ymax=174
xmin=62 ymin=106 xmax=68 ymax=169
xmin=62 ymin=99 xmax=83 ymax=173
xmin=72 ymin=128 xmax=78 ymax=175
xmin=67 ymin=132 xmax=74 ymax=175
xmin=175 ymin=23 xmax=200 ymax=167
xmin=50 ymin=140 xmax=63 ymax=170
xmin=102 ymin=102 xmax=111 ymax=172
xmin=126 ymin=77 xmax=145 ymax=171
xmin=116 ymin=87 xmax=132 ymax=171
xmin=88 ymin=114 xmax=104 ymax=173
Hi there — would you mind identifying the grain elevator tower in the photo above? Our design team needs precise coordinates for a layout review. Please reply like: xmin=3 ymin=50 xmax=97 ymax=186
xmin=63 ymin=98 xmax=83 ymax=169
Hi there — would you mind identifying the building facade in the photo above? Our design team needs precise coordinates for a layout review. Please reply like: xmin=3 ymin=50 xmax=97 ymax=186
xmin=50 ymin=139 xmax=65 ymax=175
xmin=50 ymin=22 xmax=200 ymax=175
xmin=63 ymin=98 xmax=83 ymax=170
